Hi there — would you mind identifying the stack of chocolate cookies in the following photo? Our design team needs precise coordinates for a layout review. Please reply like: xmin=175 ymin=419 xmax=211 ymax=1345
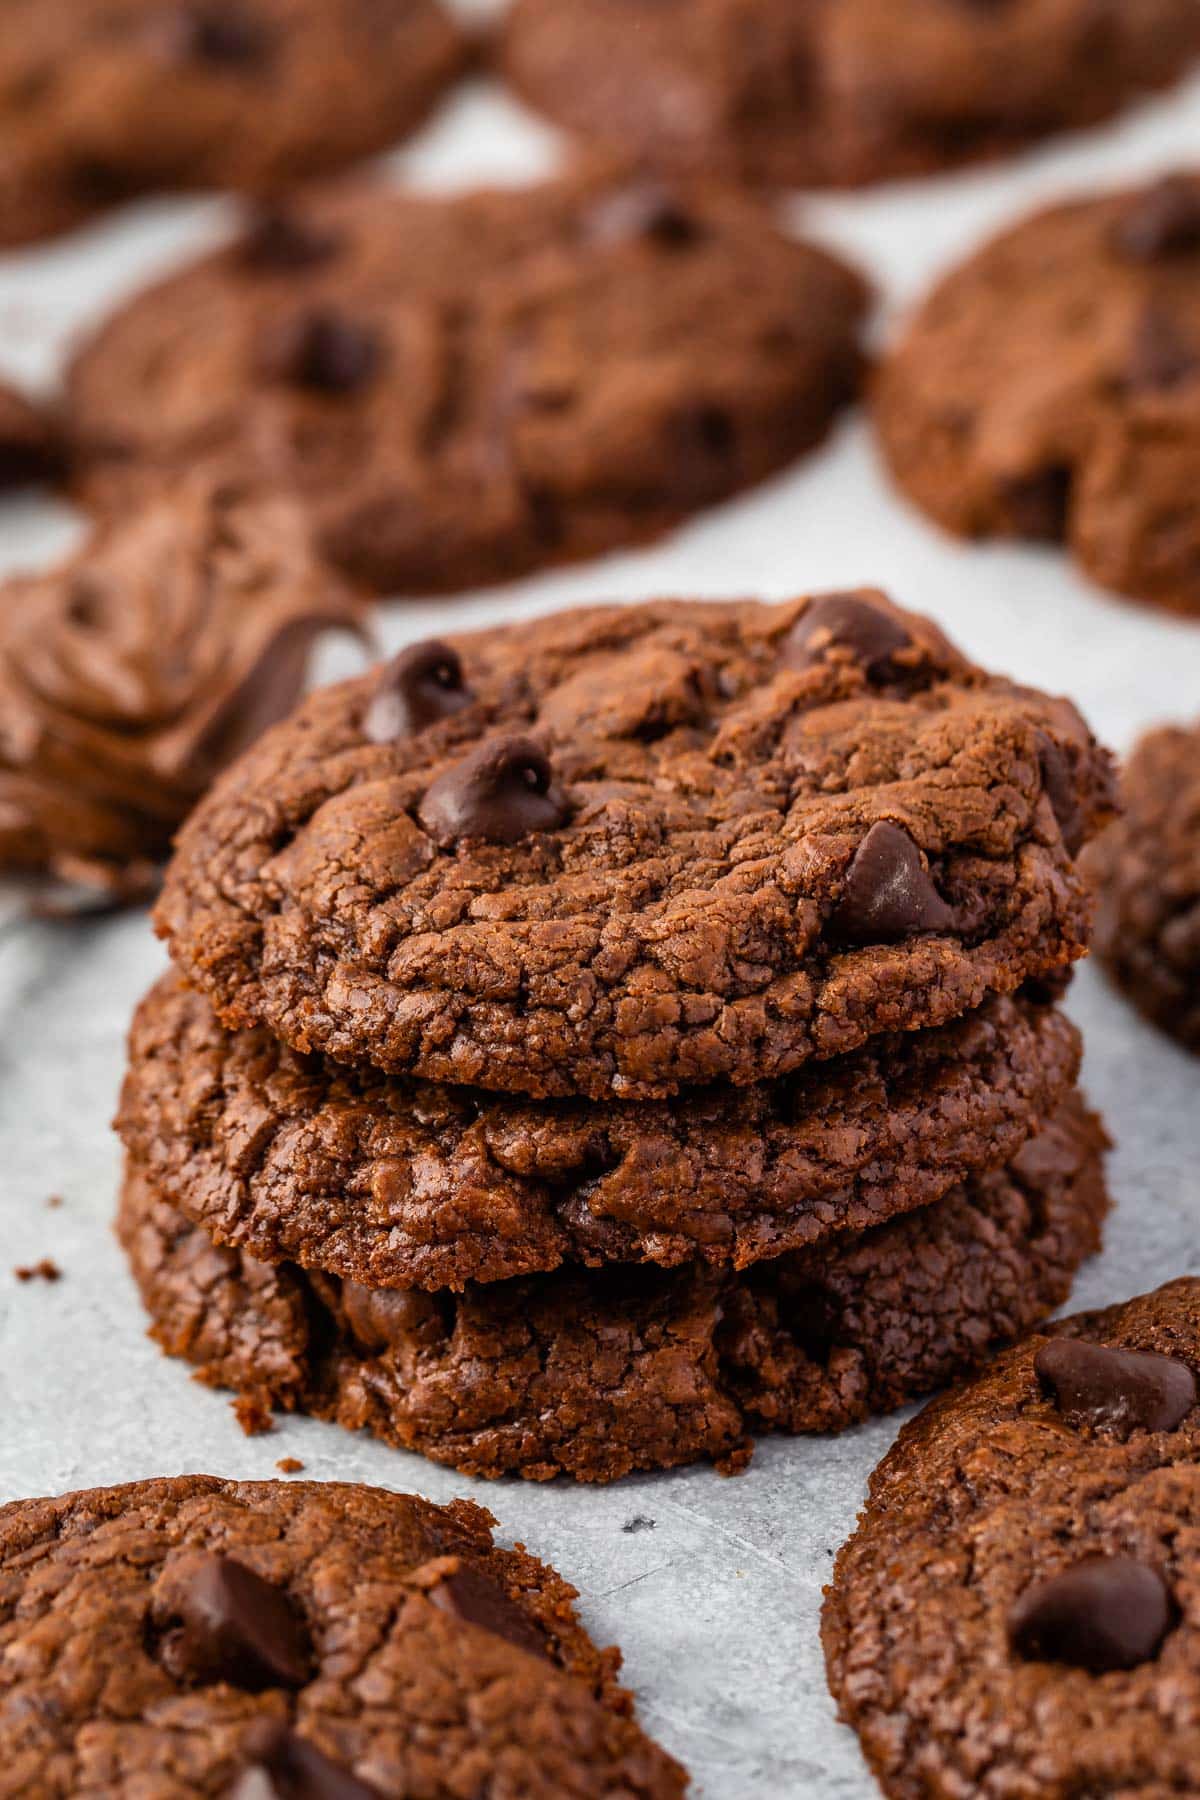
xmin=117 ymin=590 xmax=1117 ymax=1481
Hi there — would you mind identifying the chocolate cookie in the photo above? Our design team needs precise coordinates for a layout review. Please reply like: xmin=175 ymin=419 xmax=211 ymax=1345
xmin=0 ymin=479 xmax=362 ymax=898
xmin=0 ymin=385 xmax=60 ymax=489
xmin=1089 ymin=720 xmax=1200 ymax=1052
xmin=823 ymin=1279 xmax=1200 ymax=1800
xmin=0 ymin=1473 xmax=685 ymax=1796
xmin=501 ymin=0 xmax=1200 ymax=191
xmin=67 ymin=172 xmax=869 ymax=593
xmin=154 ymin=594 xmax=1115 ymax=1100
xmin=0 ymin=0 xmax=464 ymax=247
xmin=117 ymin=968 xmax=1082 ymax=1290
xmin=876 ymin=173 xmax=1200 ymax=617
xmin=118 ymin=1091 xmax=1109 ymax=1481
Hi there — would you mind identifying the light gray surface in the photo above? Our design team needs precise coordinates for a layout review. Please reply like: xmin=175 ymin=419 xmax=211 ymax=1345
xmin=2 ymin=48 xmax=1200 ymax=1800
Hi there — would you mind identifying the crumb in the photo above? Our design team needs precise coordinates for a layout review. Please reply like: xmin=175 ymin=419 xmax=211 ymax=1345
xmin=14 ymin=1258 xmax=61 ymax=1282
xmin=232 ymin=1389 xmax=275 ymax=1436
xmin=621 ymin=1516 xmax=656 ymax=1534
xmin=276 ymin=1457 xmax=304 ymax=1474
xmin=45 ymin=1195 xmax=63 ymax=1209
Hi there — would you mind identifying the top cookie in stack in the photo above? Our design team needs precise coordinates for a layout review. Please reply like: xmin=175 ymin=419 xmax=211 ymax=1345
xmin=118 ymin=591 xmax=1118 ymax=1480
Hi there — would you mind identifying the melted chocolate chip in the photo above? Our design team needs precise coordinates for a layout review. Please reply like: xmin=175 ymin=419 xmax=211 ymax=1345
xmin=363 ymin=641 xmax=471 ymax=741
xmin=782 ymin=593 xmax=913 ymax=680
xmin=427 ymin=1566 xmax=549 ymax=1660
xmin=418 ymin=736 xmax=569 ymax=847
xmin=829 ymin=822 xmax=953 ymax=945
xmin=1001 ymin=466 xmax=1072 ymax=542
xmin=1036 ymin=1337 xmax=1196 ymax=1437
xmin=230 ymin=1722 xmax=380 ymax=1800
xmin=340 ymin=1280 xmax=447 ymax=1352
xmin=1125 ymin=305 xmax=1198 ymax=392
xmin=167 ymin=3 xmax=271 ymax=67
xmin=155 ymin=1554 xmax=310 ymax=1690
xmin=240 ymin=210 xmax=341 ymax=274
xmin=584 ymin=181 xmax=703 ymax=250
xmin=257 ymin=311 xmax=380 ymax=395
xmin=1114 ymin=175 xmax=1200 ymax=262
xmin=1037 ymin=735 xmax=1085 ymax=856
xmin=1009 ymin=1555 xmax=1175 ymax=1672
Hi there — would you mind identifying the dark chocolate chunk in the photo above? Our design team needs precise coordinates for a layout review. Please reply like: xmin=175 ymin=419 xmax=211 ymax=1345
xmin=155 ymin=1553 xmax=310 ymax=1690
xmin=230 ymin=1722 xmax=380 ymax=1800
xmin=257 ymin=311 xmax=380 ymax=394
xmin=427 ymin=1565 xmax=549 ymax=1659
xmin=584 ymin=181 xmax=702 ymax=249
xmin=1009 ymin=1555 xmax=1175 ymax=1672
xmin=418 ymin=736 xmax=569 ymax=846
xmin=1036 ymin=1337 xmax=1196 ymax=1437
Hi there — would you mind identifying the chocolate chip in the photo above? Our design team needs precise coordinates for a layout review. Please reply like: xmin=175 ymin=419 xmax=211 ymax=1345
xmin=363 ymin=641 xmax=471 ymax=741
xmin=1036 ymin=1338 xmax=1196 ymax=1437
xmin=1009 ymin=1556 xmax=1175 ymax=1672
xmin=230 ymin=1722 xmax=380 ymax=1800
xmin=427 ymin=1566 xmax=549 ymax=1660
xmin=584 ymin=181 xmax=703 ymax=250
xmin=240 ymin=209 xmax=340 ymax=274
xmin=256 ymin=311 xmax=380 ymax=395
xmin=155 ymin=1554 xmax=310 ymax=1690
xmin=1001 ymin=465 xmax=1072 ymax=542
xmin=418 ymin=736 xmax=569 ymax=847
xmin=1113 ymin=175 xmax=1200 ymax=262
xmin=166 ymin=3 xmax=271 ymax=66
xmin=1037 ymin=735 xmax=1084 ymax=856
xmin=340 ymin=1279 xmax=447 ymax=1352
xmin=829 ymin=822 xmax=953 ymax=945
xmin=1125 ymin=305 xmax=1198 ymax=392
xmin=782 ymin=593 xmax=913 ymax=680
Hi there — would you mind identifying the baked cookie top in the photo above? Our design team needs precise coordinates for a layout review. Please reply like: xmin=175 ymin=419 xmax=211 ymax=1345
xmin=0 ymin=478 xmax=361 ymax=898
xmin=823 ymin=1279 xmax=1200 ymax=1800
xmin=67 ymin=171 xmax=869 ymax=593
xmin=119 ymin=1090 xmax=1108 ymax=1482
xmin=0 ymin=1473 xmax=685 ymax=1797
xmin=0 ymin=0 xmax=463 ymax=247
xmin=501 ymin=0 xmax=1200 ymax=191
xmin=876 ymin=172 xmax=1200 ymax=617
xmin=118 ymin=968 xmax=1081 ymax=1289
xmin=1090 ymin=719 xmax=1200 ymax=1051
xmin=156 ymin=592 xmax=1115 ymax=1099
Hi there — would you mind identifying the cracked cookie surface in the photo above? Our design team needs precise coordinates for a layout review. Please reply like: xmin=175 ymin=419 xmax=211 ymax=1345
xmin=118 ymin=1091 xmax=1108 ymax=1482
xmin=118 ymin=968 xmax=1081 ymax=1289
xmin=501 ymin=0 xmax=1200 ymax=191
xmin=876 ymin=173 xmax=1200 ymax=617
xmin=154 ymin=594 xmax=1115 ymax=1100
xmin=67 ymin=172 xmax=869 ymax=593
xmin=0 ymin=478 xmax=362 ymax=898
xmin=0 ymin=0 xmax=463 ymax=247
xmin=0 ymin=1473 xmax=685 ymax=1797
xmin=1089 ymin=720 xmax=1200 ymax=1051
xmin=823 ymin=1280 xmax=1200 ymax=1800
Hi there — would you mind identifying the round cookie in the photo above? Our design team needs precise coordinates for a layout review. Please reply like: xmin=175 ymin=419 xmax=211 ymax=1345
xmin=118 ymin=1091 xmax=1109 ymax=1482
xmin=0 ymin=385 xmax=60 ymax=489
xmin=876 ymin=173 xmax=1200 ymax=617
xmin=154 ymin=593 xmax=1116 ymax=1101
xmin=0 ymin=0 xmax=464 ymax=248
xmin=0 ymin=1473 xmax=685 ymax=1797
xmin=0 ymin=478 xmax=363 ymax=899
xmin=1089 ymin=720 xmax=1200 ymax=1052
xmin=67 ymin=172 xmax=870 ymax=594
xmin=823 ymin=1279 xmax=1200 ymax=1800
xmin=118 ymin=968 xmax=1082 ymax=1290
xmin=501 ymin=0 xmax=1200 ymax=192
